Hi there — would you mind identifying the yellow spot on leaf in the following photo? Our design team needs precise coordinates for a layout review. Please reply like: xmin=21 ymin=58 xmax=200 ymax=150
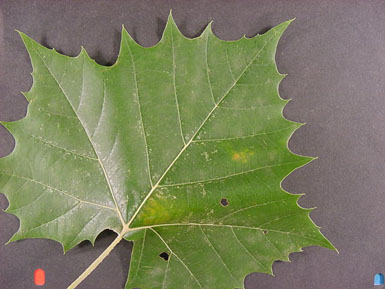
xmin=139 ymin=198 xmax=171 ymax=225
xmin=232 ymin=150 xmax=255 ymax=163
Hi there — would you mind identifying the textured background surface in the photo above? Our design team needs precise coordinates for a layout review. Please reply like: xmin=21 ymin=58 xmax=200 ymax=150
xmin=0 ymin=1 xmax=384 ymax=288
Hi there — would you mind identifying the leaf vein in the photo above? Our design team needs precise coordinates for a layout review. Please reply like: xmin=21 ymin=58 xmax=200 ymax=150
xmin=199 ymin=225 xmax=238 ymax=282
xmin=67 ymin=210 xmax=102 ymax=249
xmin=170 ymin=26 xmax=186 ymax=145
xmin=216 ymin=198 xmax=290 ymax=223
xmin=130 ymin=228 xmax=147 ymax=284
xmin=262 ymin=232 xmax=283 ymax=256
xmin=205 ymin=30 xmax=216 ymax=105
xmin=90 ymin=80 xmax=106 ymax=138
xmin=31 ymin=46 xmax=125 ymax=225
xmin=125 ymin=37 xmax=154 ymax=188
xmin=130 ymin=222 xmax=323 ymax=245
xmin=159 ymin=160 xmax=306 ymax=187
xmin=30 ymin=134 xmax=98 ymax=161
xmin=225 ymin=48 xmax=235 ymax=80
xmin=0 ymin=171 xmax=116 ymax=211
xmin=126 ymin=28 xmax=278 ymax=227
xmin=21 ymin=202 xmax=81 ymax=234
xmin=230 ymin=227 xmax=269 ymax=271
xmin=9 ymin=186 xmax=47 ymax=211
xmin=150 ymin=228 xmax=203 ymax=288
xmin=37 ymin=107 xmax=78 ymax=119
xmin=161 ymin=253 xmax=171 ymax=289
xmin=192 ymin=126 xmax=294 ymax=142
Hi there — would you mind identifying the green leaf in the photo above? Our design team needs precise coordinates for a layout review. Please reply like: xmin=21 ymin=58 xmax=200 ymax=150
xmin=1 ymin=13 xmax=334 ymax=289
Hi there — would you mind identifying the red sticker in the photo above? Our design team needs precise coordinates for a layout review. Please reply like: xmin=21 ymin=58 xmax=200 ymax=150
xmin=34 ymin=268 xmax=45 ymax=286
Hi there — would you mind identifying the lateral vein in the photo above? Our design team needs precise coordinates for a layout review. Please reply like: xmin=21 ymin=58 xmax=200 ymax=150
xmin=32 ymin=47 xmax=125 ymax=225
xmin=126 ymin=30 xmax=277 ymax=228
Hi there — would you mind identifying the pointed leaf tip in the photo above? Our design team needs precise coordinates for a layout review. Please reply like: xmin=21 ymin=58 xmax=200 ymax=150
xmin=17 ymin=30 xmax=34 ymax=45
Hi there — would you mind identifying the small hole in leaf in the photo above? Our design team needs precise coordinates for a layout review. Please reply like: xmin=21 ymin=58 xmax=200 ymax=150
xmin=159 ymin=252 xmax=169 ymax=261
xmin=263 ymin=230 xmax=268 ymax=235
xmin=220 ymin=198 xmax=229 ymax=207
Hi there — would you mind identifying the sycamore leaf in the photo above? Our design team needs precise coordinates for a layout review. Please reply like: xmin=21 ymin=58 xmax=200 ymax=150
xmin=0 ymin=14 xmax=335 ymax=289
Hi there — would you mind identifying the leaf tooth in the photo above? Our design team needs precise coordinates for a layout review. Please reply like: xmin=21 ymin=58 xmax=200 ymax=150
xmin=79 ymin=45 xmax=92 ymax=61
xmin=119 ymin=23 xmax=141 ymax=52
xmin=0 ymin=120 xmax=15 ymax=132
xmin=200 ymin=20 xmax=214 ymax=39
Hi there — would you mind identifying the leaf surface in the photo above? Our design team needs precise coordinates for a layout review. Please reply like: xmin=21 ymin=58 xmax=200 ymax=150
xmin=0 ymin=14 xmax=334 ymax=289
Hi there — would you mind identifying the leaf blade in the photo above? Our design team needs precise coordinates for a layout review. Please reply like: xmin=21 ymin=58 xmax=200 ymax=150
xmin=0 ymin=14 xmax=335 ymax=289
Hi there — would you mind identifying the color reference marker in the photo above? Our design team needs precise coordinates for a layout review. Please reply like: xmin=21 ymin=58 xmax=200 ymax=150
xmin=374 ymin=273 xmax=384 ymax=286
xmin=34 ymin=268 xmax=45 ymax=286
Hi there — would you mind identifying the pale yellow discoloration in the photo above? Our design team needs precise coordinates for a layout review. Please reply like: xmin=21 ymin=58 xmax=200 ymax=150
xmin=139 ymin=198 xmax=171 ymax=225
xmin=231 ymin=150 xmax=255 ymax=163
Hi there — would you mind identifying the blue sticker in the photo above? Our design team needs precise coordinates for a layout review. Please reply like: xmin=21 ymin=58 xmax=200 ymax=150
xmin=374 ymin=273 xmax=384 ymax=285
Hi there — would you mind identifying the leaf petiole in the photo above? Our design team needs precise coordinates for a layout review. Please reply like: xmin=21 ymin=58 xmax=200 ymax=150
xmin=67 ymin=226 xmax=129 ymax=289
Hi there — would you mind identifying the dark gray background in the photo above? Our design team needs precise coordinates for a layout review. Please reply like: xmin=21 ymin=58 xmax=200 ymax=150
xmin=0 ymin=0 xmax=383 ymax=288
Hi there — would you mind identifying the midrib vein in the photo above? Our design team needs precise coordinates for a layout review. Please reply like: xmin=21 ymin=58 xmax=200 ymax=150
xmin=33 ymin=48 xmax=125 ymax=226
xmin=126 ymin=32 xmax=277 ymax=228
